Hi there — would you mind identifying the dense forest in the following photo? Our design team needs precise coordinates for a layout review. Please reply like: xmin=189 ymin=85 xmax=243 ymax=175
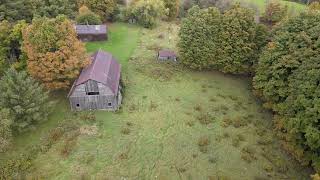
xmin=0 ymin=0 xmax=320 ymax=179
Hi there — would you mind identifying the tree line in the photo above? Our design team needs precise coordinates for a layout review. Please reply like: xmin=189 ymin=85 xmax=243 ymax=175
xmin=178 ymin=1 xmax=320 ymax=173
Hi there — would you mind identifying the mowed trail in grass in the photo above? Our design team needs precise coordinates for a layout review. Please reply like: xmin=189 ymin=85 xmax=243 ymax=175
xmin=28 ymin=22 xmax=312 ymax=179
xmin=86 ymin=23 xmax=141 ymax=69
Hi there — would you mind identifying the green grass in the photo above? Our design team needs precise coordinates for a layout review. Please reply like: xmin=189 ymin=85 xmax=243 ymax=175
xmin=24 ymin=22 xmax=312 ymax=179
xmin=238 ymin=0 xmax=306 ymax=14
xmin=85 ymin=23 xmax=141 ymax=69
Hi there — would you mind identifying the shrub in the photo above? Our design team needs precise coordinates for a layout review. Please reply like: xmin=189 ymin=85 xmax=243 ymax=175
xmin=121 ymin=127 xmax=131 ymax=135
xmin=0 ymin=109 xmax=12 ymax=152
xmin=0 ymin=69 xmax=53 ymax=132
xmin=198 ymin=136 xmax=210 ymax=153
xmin=126 ymin=0 xmax=167 ymax=28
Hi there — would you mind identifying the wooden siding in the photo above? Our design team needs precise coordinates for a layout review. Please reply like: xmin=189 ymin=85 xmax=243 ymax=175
xmin=69 ymin=80 xmax=120 ymax=111
xmin=78 ymin=34 xmax=108 ymax=42
xmin=85 ymin=80 xmax=99 ymax=93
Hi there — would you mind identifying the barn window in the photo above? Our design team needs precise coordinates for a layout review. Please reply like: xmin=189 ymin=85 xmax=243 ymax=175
xmin=108 ymin=102 xmax=112 ymax=107
xmin=85 ymin=80 xmax=99 ymax=96
xmin=76 ymin=104 xmax=80 ymax=107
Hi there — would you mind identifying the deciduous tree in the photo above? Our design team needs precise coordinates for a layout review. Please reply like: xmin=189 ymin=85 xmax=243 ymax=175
xmin=76 ymin=5 xmax=102 ymax=25
xmin=78 ymin=0 xmax=117 ymax=20
xmin=126 ymin=0 xmax=167 ymax=28
xmin=23 ymin=16 xmax=89 ymax=89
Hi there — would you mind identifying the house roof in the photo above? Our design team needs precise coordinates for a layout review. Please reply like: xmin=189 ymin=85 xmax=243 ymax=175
xmin=68 ymin=50 xmax=121 ymax=97
xmin=75 ymin=25 xmax=107 ymax=35
xmin=158 ymin=50 xmax=176 ymax=57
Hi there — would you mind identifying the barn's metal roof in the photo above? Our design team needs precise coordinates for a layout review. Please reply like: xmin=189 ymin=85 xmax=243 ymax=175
xmin=68 ymin=50 xmax=121 ymax=96
xmin=158 ymin=50 xmax=177 ymax=57
xmin=75 ymin=25 xmax=107 ymax=35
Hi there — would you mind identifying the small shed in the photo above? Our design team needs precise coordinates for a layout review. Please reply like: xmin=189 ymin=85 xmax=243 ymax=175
xmin=75 ymin=25 xmax=108 ymax=42
xmin=68 ymin=50 xmax=122 ymax=111
xmin=158 ymin=50 xmax=177 ymax=62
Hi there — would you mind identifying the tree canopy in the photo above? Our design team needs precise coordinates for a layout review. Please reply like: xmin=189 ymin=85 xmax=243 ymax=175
xmin=76 ymin=5 xmax=102 ymax=25
xmin=126 ymin=0 xmax=167 ymax=28
xmin=253 ymin=11 xmax=320 ymax=170
xmin=0 ymin=69 xmax=53 ymax=133
xmin=23 ymin=16 xmax=89 ymax=90
xmin=178 ymin=4 xmax=267 ymax=73
xmin=77 ymin=0 xmax=117 ymax=21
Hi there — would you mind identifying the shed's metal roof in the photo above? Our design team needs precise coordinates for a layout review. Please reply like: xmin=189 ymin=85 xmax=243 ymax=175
xmin=158 ymin=50 xmax=177 ymax=57
xmin=75 ymin=25 xmax=107 ymax=35
xmin=68 ymin=50 xmax=121 ymax=96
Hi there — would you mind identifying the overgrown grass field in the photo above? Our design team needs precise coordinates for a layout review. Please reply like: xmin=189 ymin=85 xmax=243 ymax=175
xmin=10 ymin=22 xmax=311 ymax=179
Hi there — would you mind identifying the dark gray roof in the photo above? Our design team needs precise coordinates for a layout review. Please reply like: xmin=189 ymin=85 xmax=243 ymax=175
xmin=68 ymin=50 xmax=121 ymax=96
xmin=75 ymin=25 xmax=107 ymax=35
xmin=158 ymin=50 xmax=177 ymax=57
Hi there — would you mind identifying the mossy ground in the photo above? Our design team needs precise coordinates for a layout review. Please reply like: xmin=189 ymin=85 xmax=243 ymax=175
xmin=1 ymin=22 xmax=312 ymax=179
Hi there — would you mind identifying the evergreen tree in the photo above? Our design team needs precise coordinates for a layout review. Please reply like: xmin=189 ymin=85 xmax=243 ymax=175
xmin=32 ymin=0 xmax=78 ymax=19
xmin=178 ymin=6 xmax=222 ymax=69
xmin=218 ymin=4 xmax=259 ymax=74
xmin=0 ymin=69 xmax=53 ymax=132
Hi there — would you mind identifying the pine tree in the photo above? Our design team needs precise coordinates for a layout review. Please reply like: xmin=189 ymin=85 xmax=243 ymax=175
xmin=0 ymin=69 xmax=53 ymax=132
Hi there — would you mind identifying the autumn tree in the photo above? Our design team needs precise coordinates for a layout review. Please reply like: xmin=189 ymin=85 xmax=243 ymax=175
xmin=0 ymin=108 xmax=12 ymax=152
xmin=76 ymin=5 xmax=102 ymax=25
xmin=0 ymin=69 xmax=53 ymax=132
xmin=78 ymin=0 xmax=117 ymax=20
xmin=23 ymin=16 xmax=89 ymax=90
xmin=253 ymin=12 xmax=320 ymax=169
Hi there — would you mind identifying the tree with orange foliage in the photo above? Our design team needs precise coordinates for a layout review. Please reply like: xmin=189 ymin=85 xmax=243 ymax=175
xmin=23 ymin=15 xmax=89 ymax=90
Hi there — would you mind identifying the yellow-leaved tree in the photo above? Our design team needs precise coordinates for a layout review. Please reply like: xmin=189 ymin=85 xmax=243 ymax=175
xmin=23 ymin=15 xmax=89 ymax=90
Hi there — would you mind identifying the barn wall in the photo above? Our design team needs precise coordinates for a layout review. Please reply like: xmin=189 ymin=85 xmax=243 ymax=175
xmin=69 ymin=80 xmax=119 ymax=111
xmin=78 ymin=34 xmax=108 ymax=42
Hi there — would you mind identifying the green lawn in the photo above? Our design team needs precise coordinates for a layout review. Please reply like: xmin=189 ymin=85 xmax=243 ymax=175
xmin=85 ymin=23 xmax=141 ymax=69
xmin=238 ymin=0 xmax=306 ymax=14
xmin=25 ymin=22 xmax=312 ymax=179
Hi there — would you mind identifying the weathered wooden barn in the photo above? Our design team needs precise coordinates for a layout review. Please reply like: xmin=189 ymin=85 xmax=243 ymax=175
xmin=75 ymin=25 xmax=108 ymax=42
xmin=158 ymin=50 xmax=177 ymax=62
xmin=68 ymin=50 xmax=122 ymax=111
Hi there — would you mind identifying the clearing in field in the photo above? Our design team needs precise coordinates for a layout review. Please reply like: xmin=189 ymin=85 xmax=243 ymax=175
xmin=1 ymin=22 xmax=312 ymax=179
